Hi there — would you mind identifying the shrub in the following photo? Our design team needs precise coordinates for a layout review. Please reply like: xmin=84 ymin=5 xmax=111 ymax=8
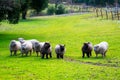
xmin=47 ymin=5 xmax=55 ymax=15
xmin=55 ymin=4 xmax=66 ymax=15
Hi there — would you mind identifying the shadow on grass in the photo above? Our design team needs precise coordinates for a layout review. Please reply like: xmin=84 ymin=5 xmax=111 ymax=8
xmin=19 ymin=18 xmax=50 ymax=23
xmin=0 ymin=33 xmax=28 ymax=41
xmin=4 ymin=53 xmax=59 ymax=61
xmin=0 ymin=33 xmax=46 ymax=42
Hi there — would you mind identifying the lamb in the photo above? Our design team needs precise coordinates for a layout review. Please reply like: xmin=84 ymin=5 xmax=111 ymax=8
xmin=82 ymin=42 xmax=93 ymax=58
xmin=40 ymin=42 xmax=52 ymax=59
xmin=21 ymin=41 xmax=33 ymax=56
xmin=9 ymin=40 xmax=21 ymax=56
xmin=94 ymin=41 xmax=108 ymax=57
xmin=55 ymin=44 xmax=66 ymax=59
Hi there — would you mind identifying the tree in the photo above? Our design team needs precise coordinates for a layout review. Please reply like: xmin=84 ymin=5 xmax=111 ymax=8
xmin=20 ymin=0 xmax=49 ymax=19
xmin=0 ymin=0 xmax=8 ymax=22
xmin=0 ymin=0 xmax=49 ymax=23
xmin=55 ymin=0 xmax=62 ymax=8
xmin=20 ymin=0 xmax=30 ymax=19
xmin=0 ymin=0 xmax=21 ymax=24
xmin=8 ymin=0 xmax=21 ymax=24
xmin=30 ymin=0 xmax=48 ymax=14
xmin=72 ymin=0 xmax=117 ymax=6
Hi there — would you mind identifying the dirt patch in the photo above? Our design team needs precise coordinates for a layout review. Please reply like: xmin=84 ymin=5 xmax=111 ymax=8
xmin=64 ymin=57 xmax=120 ymax=68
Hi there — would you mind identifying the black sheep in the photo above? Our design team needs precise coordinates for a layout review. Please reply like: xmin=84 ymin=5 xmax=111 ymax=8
xmin=82 ymin=42 xmax=93 ymax=58
xmin=41 ymin=42 xmax=52 ymax=59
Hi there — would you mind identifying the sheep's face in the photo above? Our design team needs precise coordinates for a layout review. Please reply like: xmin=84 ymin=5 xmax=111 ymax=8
xmin=18 ymin=38 xmax=24 ymax=41
xmin=44 ymin=42 xmax=50 ymax=49
xmin=20 ymin=40 xmax=25 ymax=44
xmin=21 ymin=45 xmax=26 ymax=50
xmin=11 ymin=42 xmax=16 ymax=47
xmin=35 ymin=42 xmax=40 ymax=49
xmin=94 ymin=45 xmax=99 ymax=51
xmin=60 ymin=45 xmax=65 ymax=51
xmin=35 ymin=42 xmax=39 ymax=46
xmin=83 ymin=43 xmax=89 ymax=50
xmin=18 ymin=38 xmax=25 ymax=43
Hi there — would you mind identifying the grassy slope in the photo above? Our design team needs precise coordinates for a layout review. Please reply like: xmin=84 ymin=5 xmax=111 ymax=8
xmin=0 ymin=13 xmax=120 ymax=80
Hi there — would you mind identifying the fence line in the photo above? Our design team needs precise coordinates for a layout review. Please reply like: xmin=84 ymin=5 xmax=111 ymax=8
xmin=95 ymin=8 xmax=120 ymax=20
xmin=67 ymin=6 xmax=120 ymax=20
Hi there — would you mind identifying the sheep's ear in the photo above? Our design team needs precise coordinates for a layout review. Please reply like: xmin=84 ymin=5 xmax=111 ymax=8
xmin=46 ymin=41 xmax=50 ymax=44
xmin=64 ymin=44 xmax=65 ymax=47
xmin=96 ymin=46 xmax=99 ymax=48
xmin=88 ymin=42 xmax=90 ymax=44
xmin=45 ymin=42 xmax=47 ymax=43
xmin=84 ymin=42 xmax=87 ymax=45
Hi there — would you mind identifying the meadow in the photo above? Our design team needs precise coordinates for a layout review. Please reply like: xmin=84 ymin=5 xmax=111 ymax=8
xmin=0 ymin=13 xmax=120 ymax=80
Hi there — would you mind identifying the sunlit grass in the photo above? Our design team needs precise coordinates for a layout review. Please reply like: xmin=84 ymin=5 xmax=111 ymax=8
xmin=0 ymin=13 xmax=120 ymax=79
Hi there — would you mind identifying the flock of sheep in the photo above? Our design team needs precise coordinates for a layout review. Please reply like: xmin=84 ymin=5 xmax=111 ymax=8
xmin=9 ymin=38 xmax=108 ymax=59
xmin=9 ymin=38 xmax=65 ymax=59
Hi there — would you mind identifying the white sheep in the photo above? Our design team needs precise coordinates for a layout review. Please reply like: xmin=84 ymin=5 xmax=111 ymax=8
xmin=21 ymin=41 xmax=33 ymax=56
xmin=18 ymin=38 xmax=25 ymax=44
xmin=34 ymin=42 xmax=45 ymax=57
xmin=18 ymin=38 xmax=39 ymax=52
xmin=55 ymin=44 xmax=66 ymax=59
xmin=28 ymin=39 xmax=39 ymax=52
xmin=9 ymin=40 xmax=21 ymax=56
xmin=94 ymin=41 xmax=108 ymax=57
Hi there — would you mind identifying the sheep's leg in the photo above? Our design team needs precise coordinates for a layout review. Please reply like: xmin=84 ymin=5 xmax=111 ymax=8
xmin=102 ymin=53 xmax=104 ymax=58
xmin=57 ymin=54 xmax=59 ymax=58
xmin=90 ymin=52 xmax=92 ymax=56
xmin=60 ymin=54 xmax=63 ymax=59
xmin=104 ymin=53 xmax=106 ymax=57
xmin=10 ymin=50 xmax=13 ymax=56
xmin=104 ymin=51 xmax=107 ymax=57
xmin=46 ymin=53 xmax=48 ymax=59
xmin=87 ymin=53 xmax=90 ymax=58
xmin=96 ymin=53 xmax=98 ymax=57
xmin=36 ymin=51 xmax=38 ymax=57
xmin=33 ymin=48 xmax=35 ymax=53
xmin=21 ymin=52 xmax=24 ymax=57
xmin=26 ymin=52 xmax=28 ymax=56
xmin=42 ymin=53 xmax=45 ymax=59
xmin=14 ymin=50 xmax=17 ymax=56
xmin=30 ymin=50 xmax=32 ymax=56
xmin=49 ymin=52 xmax=52 ymax=58
xmin=82 ymin=52 xmax=85 ymax=58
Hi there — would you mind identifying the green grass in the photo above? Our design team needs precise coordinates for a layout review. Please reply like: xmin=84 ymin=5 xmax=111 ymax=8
xmin=0 ymin=13 xmax=120 ymax=80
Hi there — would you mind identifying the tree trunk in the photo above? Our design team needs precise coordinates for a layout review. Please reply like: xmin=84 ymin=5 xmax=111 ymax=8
xmin=22 ymin=10 xmax=27 ymax=20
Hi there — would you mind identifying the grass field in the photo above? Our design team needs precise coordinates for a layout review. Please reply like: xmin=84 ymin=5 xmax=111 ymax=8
xmin=0 ymin=13 xmax=120 ymax=80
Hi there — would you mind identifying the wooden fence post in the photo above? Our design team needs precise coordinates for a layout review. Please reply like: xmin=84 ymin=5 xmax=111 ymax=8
xmin=79 ymin=6 xmax=80 ymax=12
xmin=106 ymin=10 xmax=108 ymax=19
xmin=100 ymin=8 xmax=103 ymax=18
xmin=111 ymin=11 xmax=114 ymax=20
xmin=96 ymin=8 xmax=99 ymax=17
xmin=117 ymin=10 xmax=119 ymax=20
